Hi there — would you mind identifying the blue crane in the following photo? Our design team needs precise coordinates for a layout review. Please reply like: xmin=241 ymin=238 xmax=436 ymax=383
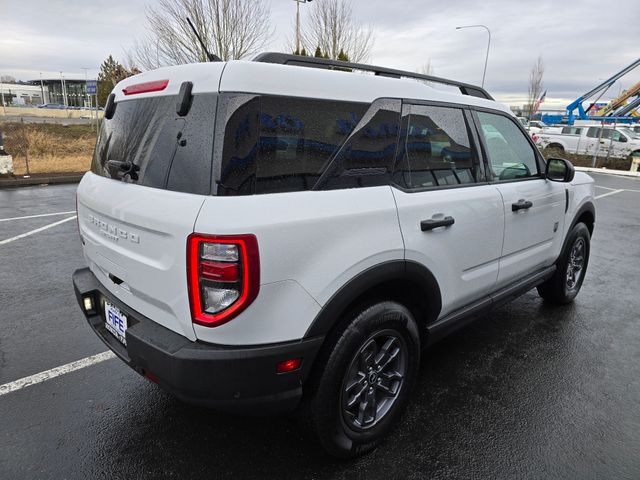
xmin=564 ymin=58 xmax=640 ymax=125
xmin=542 ymin=58 xmax=640 ymax=125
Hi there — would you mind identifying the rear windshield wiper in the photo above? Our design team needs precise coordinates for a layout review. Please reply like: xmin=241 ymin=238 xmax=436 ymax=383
xmin=107 ymin=159 xmax=140 ymax=181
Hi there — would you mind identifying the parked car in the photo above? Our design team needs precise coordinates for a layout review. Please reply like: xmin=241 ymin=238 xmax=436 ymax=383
xmin=37 ymin=103 xmax=66 ymax=109
xmin=536 ymin=124 xmax=640 ymax=158
xmin=527 ymin=120 xmax=550 ymax=134
xmin=73 ymin=53 xmax=596 ymax=458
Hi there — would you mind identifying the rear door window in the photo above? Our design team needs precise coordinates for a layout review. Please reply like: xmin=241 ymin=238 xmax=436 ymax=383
xmin=394 ymin=104 xmax=480 ymax=189
xmin=91 ymin=94 xmax=217 ymax=195
xmin=586 ymin=127 xmax=600 ymax=138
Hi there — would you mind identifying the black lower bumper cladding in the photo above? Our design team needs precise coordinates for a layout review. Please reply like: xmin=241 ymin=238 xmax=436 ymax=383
xmin=72 ymin=267 xmax=323 ymax=414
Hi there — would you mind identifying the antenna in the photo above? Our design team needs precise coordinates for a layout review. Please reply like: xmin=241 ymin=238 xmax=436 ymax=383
xmin=186 ymin=17 xmax=221 ymax=62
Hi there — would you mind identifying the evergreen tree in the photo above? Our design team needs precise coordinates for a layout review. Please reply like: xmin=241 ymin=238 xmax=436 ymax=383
xmin=97 ymin=54 xmax=141 ymax=107
xmin=300 ymin=48 xmax=307 ymax=56
xmin=337 ymin=49 xmax=349 ymax=62
xmin=314 ymin=46 xmax=323 ymax=58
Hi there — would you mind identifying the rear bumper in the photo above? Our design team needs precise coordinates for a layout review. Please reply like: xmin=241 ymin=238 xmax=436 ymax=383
xmin=72 ymin=267 xmax=323 ymax=414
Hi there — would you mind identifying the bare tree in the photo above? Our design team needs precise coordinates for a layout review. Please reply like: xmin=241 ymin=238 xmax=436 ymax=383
xmin=301 ymin=0 xmax=374 ymax=63
xmin=132 ymin=0 xmax=272 ymax=69
xmin=525 ymin=56 xmax=544 ymax=119
xmin=419 ymin=59 xmax=435 ymax=76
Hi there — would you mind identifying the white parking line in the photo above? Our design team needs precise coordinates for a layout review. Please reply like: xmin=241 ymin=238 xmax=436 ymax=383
xmin=0 ymin=351 xmax=115 ymax=397
xmin=0 ymin=210 xmax=76 ymax=222
xmin=0 ymin=215 xmax=77 ymax=246
xmin=595 ymin=189 xmax=625 ymax=200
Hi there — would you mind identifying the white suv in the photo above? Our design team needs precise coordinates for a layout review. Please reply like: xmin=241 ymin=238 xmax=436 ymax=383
xmin=73 ymin=53 xmax=595 ymax=457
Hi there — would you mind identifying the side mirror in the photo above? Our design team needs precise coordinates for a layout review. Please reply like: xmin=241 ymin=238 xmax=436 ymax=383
xmin=618 ymin=135 xmax=628 ymax=143
xmin=546 ymin=158 xmax=575 ymax=183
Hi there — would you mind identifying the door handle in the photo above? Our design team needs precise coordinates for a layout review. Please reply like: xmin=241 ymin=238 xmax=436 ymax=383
xmin=512 ymin=199 xmax=533 ymax=212
xmin=421 ymin=216 xmax=455 ymax=231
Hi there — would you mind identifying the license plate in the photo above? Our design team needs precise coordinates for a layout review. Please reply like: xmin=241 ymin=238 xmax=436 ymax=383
xmin=105 ymin=301 xmax=127 ymax=345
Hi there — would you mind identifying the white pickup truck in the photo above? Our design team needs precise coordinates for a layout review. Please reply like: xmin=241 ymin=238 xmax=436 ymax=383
xmin=536 ymin=125 xmax=640 ymax=159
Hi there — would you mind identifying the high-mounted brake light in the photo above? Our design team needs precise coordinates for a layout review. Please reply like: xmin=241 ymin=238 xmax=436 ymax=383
xmin=187 ymin=234 xmax=260 ymax=327
xmin=122 ymin=79 xmax=169 ymax=96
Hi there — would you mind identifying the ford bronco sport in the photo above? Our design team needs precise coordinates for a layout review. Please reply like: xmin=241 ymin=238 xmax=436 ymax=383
xmin=73 ymin=53 xmax=595 ymax=457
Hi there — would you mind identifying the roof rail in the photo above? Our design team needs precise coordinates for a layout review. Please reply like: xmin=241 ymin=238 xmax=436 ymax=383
xmin=253 ymin=52 xmax=493 ymax=101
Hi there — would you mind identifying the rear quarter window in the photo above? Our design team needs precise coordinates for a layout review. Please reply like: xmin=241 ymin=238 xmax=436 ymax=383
xmin=215 ymin=95 xmax=368 ymax=195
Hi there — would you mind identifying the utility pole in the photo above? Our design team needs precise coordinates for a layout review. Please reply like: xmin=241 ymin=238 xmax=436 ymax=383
xmin=60 ymin=71 xmax=67 ymax=107
xmin=81 ymin=67 xmax=90 ymax=109
xmin=293 ymin=0 xmax=312 ymax=54
xmin=0 ymin=76 xmax=6 ymax=115
xmin=39 ymin=72 xmax=46 ymax=104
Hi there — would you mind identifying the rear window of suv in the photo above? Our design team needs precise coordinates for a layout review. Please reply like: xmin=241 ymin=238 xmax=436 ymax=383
xmin=91 ymin=93 xmax=217 ymax=195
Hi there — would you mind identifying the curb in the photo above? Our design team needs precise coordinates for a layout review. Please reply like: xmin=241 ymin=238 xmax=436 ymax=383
xmin=575 ymin=166 xmax=640 ymax=178
xmin=0 ymin=174 xmax=84 ymax=188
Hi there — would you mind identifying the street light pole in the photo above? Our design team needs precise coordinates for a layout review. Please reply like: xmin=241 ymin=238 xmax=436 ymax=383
xmin=39 ymin=72 xmax=45 ymax=104
xmin=0 ymin=76 xmax=6 ymax=115
xmin=60 ymin=71 xmax=67 ymax=107
xmin=82 ymin=68 xmax=89 ymax=109
xmin=293 ymin=0 xmax=312 ymax=54
xmin=456 ymin=24 xmax=491 ymax=88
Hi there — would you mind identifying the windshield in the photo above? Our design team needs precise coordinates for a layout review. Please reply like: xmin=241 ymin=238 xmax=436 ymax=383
xmin=620 ymin=128 xmax=640 ymax=139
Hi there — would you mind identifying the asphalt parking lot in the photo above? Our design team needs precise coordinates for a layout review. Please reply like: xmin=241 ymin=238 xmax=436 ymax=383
xmin=1 ymin=172 xmax=639 ymax=479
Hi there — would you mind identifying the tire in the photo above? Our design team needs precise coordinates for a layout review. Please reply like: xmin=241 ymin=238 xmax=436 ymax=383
xmin=548 ymin=143 xmax=565 ymax=152
xmin=537 ymin=222 xmax=590 ymax=304
xmin=300 ymin=301 xmax=420 ymax=458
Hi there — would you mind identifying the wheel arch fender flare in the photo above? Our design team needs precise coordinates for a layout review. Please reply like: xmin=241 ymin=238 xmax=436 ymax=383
xmin=570 ymin=200 xmax=595 ymax=233
xmin=559 ymin=200 xmax=595 ymax=259
xmin=304 ymin=260 xmax=442 ymax=339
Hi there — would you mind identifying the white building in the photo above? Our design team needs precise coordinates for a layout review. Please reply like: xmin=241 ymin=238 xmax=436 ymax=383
xmin=0 ymin=83 xmax=49 ymax=106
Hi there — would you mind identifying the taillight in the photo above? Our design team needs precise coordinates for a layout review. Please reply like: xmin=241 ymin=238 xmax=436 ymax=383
xmin=187 ymin=234 xmax=260 ymax=327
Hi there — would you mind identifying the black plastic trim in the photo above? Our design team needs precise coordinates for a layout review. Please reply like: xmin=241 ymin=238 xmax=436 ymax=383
xmin=104 ymin=93 xmax=116 ymax=119
xmin=304 ymin=260 xmax=442 ymax=338
xmin=176 ymin=81 xmax=193 ymax=116
xmin=426 ymin=265 xmax=556 ymax=344
xmin=559 ymin=201 xmax=596 ymax=257
xmin=73 ymin=267 xmax=323 ymax=414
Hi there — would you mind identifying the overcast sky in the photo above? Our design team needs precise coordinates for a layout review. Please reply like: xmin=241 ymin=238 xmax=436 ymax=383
xmin=2 ymin=0 xmax=639 ymax=110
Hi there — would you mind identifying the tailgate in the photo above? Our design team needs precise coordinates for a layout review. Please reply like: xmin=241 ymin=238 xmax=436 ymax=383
xmin=78 ymin=173 xmax=205 ymax=340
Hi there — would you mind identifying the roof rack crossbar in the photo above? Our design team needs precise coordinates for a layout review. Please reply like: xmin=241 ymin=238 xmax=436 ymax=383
xmin=253 ymin=52 xmax=493 ymax=101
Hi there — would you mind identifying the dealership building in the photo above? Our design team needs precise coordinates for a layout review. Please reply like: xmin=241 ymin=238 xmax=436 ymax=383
xmin=0 ymin=83 xmax=48 ymax=106
xmin=0 ymin=78 xmax=91 ymax=107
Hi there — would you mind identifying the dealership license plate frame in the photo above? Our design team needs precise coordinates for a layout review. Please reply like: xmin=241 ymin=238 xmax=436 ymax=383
xmin=104 ymin=301 xmax=128 ymax=346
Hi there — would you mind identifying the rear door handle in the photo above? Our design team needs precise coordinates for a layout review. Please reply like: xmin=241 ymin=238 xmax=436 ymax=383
xmin=512 ymin=199 xmax=533 ymax=212
xmin=421 ymin=216 xmax=455 ymax=231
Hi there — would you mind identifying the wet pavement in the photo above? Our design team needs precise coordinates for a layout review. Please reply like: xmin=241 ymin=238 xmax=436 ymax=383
xmin=1 ymin=173 xmax=639 ymax=479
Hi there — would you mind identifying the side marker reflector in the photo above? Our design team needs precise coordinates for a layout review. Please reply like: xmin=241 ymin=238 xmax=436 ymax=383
xmin=276 ymin=358 xmax=302 ymax=374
